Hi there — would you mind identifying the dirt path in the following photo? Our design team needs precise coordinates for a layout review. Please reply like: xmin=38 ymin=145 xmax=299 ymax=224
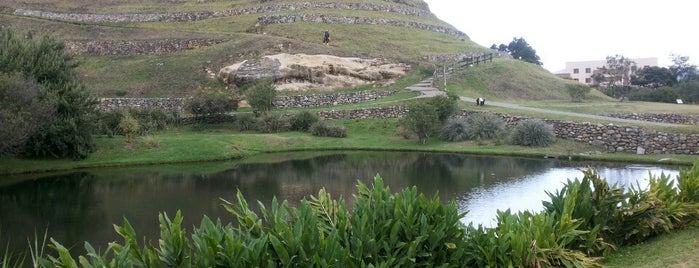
xmin=406 ymin=78 xmax=686 ymax=128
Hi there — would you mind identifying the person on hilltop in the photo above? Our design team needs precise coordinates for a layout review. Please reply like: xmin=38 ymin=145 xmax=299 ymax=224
xmin=323 ymin=30 xmax=330 ymax=45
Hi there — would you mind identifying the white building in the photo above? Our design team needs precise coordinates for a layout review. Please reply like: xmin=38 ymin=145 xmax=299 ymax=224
xmin=563 ymin=57 xmax=658 ymax=85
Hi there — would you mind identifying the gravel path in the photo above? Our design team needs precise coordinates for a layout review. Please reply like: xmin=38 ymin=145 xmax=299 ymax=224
xmin=406 ymin=78 xmax=686 ymax=128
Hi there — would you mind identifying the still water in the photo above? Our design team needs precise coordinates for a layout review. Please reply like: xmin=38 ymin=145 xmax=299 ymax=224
xmin=0 ymin=151 xmax=680 ymax=255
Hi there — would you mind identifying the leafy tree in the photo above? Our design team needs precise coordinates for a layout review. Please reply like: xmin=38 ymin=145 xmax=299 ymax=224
xmin=595 ymin=55 xmax=637 ymax=87
xmin=400 ymin=102 xmax=439 ymax=145
xmin=244 ymin=79 xmax=276 ymax=115
xmin=566 ymin=83 xmax=592 ymax=102
xmin=628 ymin=87 xmax=678 ymax=103
xmin=0 ymin=28 xmax=97 ymax=159
xmin=631 ymin=66 xmax=675 ymax=88
xmin=494 ymin=37 xmax=542 ymax=65
xmin=669 ymin=54 xmax=697 ymax=82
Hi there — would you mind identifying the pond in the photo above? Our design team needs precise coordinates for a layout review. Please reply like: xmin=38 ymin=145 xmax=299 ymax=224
xmin=0 ymin=151 xmax=680 ymax=256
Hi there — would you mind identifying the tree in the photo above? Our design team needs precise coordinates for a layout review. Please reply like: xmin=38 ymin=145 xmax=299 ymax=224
xmin=244 ymin=79 xmax=276 ymax=115
xmin=494 ymin=37 xmax=542 ymax=65
xmin=0 ymin=73 xmax=54 ymax=156
xmin=631 ymin=66 xmax=675 ymax=88
xmin=400 ymin=102 xmax=439 ymax=145
xmin=0 ymin=28 xmax=97 ymax=159
xmin=596 ymin=55 xmax=637 ymax=87
xmin=674 ymin=80 xmax=699 ymax=103
xmin=669 ymin=54 xmax=697 ymax=82
xmin=427 ymin=94 xmax=457 ymax=123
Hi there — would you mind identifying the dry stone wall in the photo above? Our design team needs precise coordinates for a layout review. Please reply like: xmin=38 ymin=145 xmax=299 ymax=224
xmin=66 ymin=39 xmax=225 ymax=56
xmin=12 ymin=2 xmax=433 ymax=23
xmin=603 ymin=113 xmax=699 ymax=126
xmin=257 ymin=14 xmax=467 ymax=38
xmin=275 ymin=90 xmax=399 ymax=108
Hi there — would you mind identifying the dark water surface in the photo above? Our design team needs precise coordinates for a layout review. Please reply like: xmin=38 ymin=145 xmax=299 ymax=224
xmin=0 ymin=151 xmax=680 ymax=255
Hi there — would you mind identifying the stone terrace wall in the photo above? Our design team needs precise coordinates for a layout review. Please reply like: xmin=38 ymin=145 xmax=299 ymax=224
xmin=275 ymin=90 xmax=399 ymax=108
xmin=603 ymin=113 xmax=699 ymax=126
xmin=66 ymin=39 xmax=225 ymax=56
xmin=98 ymin=98 xmax=186 ymax=113
xmin=257 ymin=14 xmax=467 ymax=38
xmin=12 ymin=2 xmax=433 ymax=23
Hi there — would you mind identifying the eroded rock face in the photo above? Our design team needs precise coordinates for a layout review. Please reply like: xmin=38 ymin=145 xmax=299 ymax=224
xmin=216 ymin=53 xmax=410 ymax=91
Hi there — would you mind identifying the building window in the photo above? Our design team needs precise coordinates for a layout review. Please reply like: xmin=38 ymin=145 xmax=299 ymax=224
xmin=585 ymin=68 xmax=591 ymax=73
xmin=573 ymin=68 xmax=579 ymax=74
xmin=585 ymin=78 xmax=592 ymax=83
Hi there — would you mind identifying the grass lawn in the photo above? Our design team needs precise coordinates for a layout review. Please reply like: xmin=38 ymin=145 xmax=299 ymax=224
xmin=603 ymin=227 xmax=699 ymax=267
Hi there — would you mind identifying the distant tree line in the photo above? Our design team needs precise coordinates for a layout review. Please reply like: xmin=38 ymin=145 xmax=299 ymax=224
xmin=592 ymin=54 xmax=699 ymax=103
xmin=491 ymin=37 xmax=542 ymax=65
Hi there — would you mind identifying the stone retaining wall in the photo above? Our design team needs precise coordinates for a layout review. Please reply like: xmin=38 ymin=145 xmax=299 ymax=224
xmin=275 ymin=90 xmax=399 ymax=108
xmin=66 ymin=39 xmax=225 ymax=56
xmin=12 ymin=2 xmax=433 ymax=23
xmin=603 ymin=113 xmax=699 ymax=126
xmin=98 ymin=98 xmax=186 ymax=113
xmin=257 ymin=14 xmax=466 ymax=38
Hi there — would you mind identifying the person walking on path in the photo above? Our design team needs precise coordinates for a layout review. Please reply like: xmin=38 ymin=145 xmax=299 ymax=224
xmin=323 ymin=30 xmax=330 ymax=45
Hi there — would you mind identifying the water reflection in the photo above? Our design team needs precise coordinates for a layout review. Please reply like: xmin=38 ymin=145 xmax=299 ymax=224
xmin=0 ymin=151 xmax=680 ymax=256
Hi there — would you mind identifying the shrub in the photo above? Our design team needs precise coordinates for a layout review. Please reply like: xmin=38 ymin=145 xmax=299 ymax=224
xmin=256 ymin=113 xmax=289 ymax=133
xmin=628 ymin=87 xmax=678 ymax=103
xmin=2 ymin=28 xmax=97 ymax=160
xmin=119 ymin=112 xmax=140 ymax=143
xmin=427 ymin=94 xmax=457 ymax=123
xmin=508 ymin=119 xmax=555 ymax=147
xmin=95 ymin=108 xmax=178 ymax=137
xmin=243 ymin=79 xmax=276 ymax=115
xmin=309 ymin=121 xmax=347 ymax=138
xmin=400 ymin=102 xmax=439 ymax=145
xmin=439 ymin=118 xmax=469 ymax=142
xmin=234 ymin=113 xmax=258 ymax=131
xmin=186 ymin=86 xmax=238 ymax=117
xmin=566 ymin=83 xmax=592 ymax=102
xmin=289 ymin=111 xmax=319 ymax=132
xmin=465 ymin=113 xmax=505 ymax=140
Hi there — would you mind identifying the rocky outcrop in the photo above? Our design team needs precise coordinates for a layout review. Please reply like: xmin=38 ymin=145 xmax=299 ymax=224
xmin=217 ymin=53 xmax=411 ymax=91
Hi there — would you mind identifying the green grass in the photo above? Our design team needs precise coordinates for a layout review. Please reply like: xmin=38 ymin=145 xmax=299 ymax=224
xmin=602 ymin=227 xmax=699 ymax=267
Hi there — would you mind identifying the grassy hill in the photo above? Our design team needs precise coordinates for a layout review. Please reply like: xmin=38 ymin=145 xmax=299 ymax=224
xmin=1 ymin=0 xmax=582 ymax=100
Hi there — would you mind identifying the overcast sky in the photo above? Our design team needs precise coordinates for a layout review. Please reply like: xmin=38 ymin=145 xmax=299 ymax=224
xmin=423 ymin=0 xmax=697 ymax=73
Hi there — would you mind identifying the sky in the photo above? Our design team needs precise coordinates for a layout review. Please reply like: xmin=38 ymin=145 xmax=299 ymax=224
xmin=423 ymin=0 xmax=698 ymax=73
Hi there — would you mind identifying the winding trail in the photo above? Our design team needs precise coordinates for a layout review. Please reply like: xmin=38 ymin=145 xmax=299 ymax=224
xmin=406 ymin=77 xmax=686 ymax=128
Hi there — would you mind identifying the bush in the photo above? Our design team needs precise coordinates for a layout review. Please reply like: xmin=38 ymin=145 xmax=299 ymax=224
xmin=243 ymin=79 xmax=276 ymax=115
xmin=256 ymin=113 xmax=289 ymax=133
xmin=628 ymin=87 xmax=678 ymax=103
xmin=566 ymin=83 xmax=592 ymax=102
xmin=400 ymin=102 xmax=439 ymax=145
xmin=234 ymin=113 xmax=258 ymax=131
xmin=439 ymin=118 xmax=469 ymax=142
xmin=309 ymin=121 xmax=347 ymax=138
xmin=465 ymin=113 xmax=505 ymax=140
xmin=427 ymin=94 xmax=457 ymax=123
xmin=289 ymin=111 xmax=319 ymax=132
xmin=119 ymin=112 xmax=140 ymax=142
xmin=95 ymin=108 xmax=178 ymax=137
xmin=1 ymin=28 xmax=97 ymax=160
xmin=508 ymin=119 xmax=555 ymax=147
xmin=186 ymin=86 xmax=238 ymax=117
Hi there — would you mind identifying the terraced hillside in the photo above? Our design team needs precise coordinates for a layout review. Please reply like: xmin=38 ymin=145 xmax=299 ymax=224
xmin=0 ymin=0 xmax=560 ymax=98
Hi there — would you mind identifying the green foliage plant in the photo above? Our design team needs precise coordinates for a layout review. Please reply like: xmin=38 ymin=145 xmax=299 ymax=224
xmin=1 ymin=28 xmax=97 ymax=159
xmin=309 ymin=121 xmax=347 ymax=138
xmin=400 ymin=102 xmax=439 ymax=145
xmin=566 ymin=84 xmax=592 ymax=103
xmin=118 ymin=112 xmax=140 ymax=143
xmin=234 ymin=113 xmax=258 ymax=131
xmin=256 ymin=113 xmax=289 ymax=133
xmin=427 ymin=94 xmax=457 ymax=123
xmin=508 ymin=119 xmax=556 ymax=147
xmin=628 ymin=87 xmax=678 ymax=103
xmin=289 ymin=111 xmax=320 ymax=132
xmin=186 ymin=86 xmax=238 ymax=117
xmin=439 ymin=118 xmax=469 ymax=142
xmin=244 ymin=79 xmax=276 ymax=116
xmin=465 ymin=112 xmax=506 ymax=140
